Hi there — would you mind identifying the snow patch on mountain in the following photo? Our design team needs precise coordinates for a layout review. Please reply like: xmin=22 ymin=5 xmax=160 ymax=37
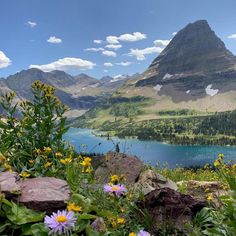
xmin=205 ymin=84 xmax=219 ymax=96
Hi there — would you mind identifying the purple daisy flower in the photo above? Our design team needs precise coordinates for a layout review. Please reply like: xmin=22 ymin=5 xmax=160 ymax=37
xmin=138 ymin=230 xmax=151 ymax=236
xmin=104 ymin=184 xmax=127 ymax=197
xmin=44 ymin=210 xmax=76 ymax=235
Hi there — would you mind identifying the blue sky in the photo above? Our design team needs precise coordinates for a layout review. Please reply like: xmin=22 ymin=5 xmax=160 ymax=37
xmin=0 ymin=0 xmax=236 ymax=79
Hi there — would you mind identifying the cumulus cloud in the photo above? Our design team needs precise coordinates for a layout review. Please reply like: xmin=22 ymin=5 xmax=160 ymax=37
xmin=94 ymin=39 xmax=102 ymax=44
xmin=104 ymin=62 xmax=113 ymax=67
xmin=153 ymin=39 xmax=170 ymax=47
xmin=116 ymin=61 xmax=133 ymax=66
xmin=27 ymin=21 xmax=37 ymax=28
xmin=84 ymin=47 xmax=104 ymax=52
xmin=105 ymin=44 xmax=122 ymax=50
xmin=47 ymin=36 xmax=62 ymax=44
xmin=128 ymin=47 xmax=163 ymax=60
xmin=102 ymin=50 xmax=117 ymax=57
xmin=29 ymin=57 xmax=95 ymax=72
xmin=228 ymin=34 xmax=236 ymax=39
xmin=0 ymin=51 xmax=12 ymax=69
xmin=106 ymin=32 xmax=146 ymax=44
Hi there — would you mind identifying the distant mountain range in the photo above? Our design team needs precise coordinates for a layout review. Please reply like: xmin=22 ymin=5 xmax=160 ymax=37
xmin=1 ymin=19 xmax=236 ymax=121
xmin=0 ymin=69 xmax=134 ymax=118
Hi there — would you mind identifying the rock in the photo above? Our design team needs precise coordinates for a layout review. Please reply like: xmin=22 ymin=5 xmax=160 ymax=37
xmin=95 ymin=152 xmax=143 ymax=184
xmin=134 ymin=169 xmax=178 ymax=195
xmin=18 ymin=177 xmax=70 ymax=213
xmin=136 ymin=188 xmax=206 ymax=230
xmin=91 ymin=217 xmax=107 ymax=233
xmin=177 ymin=180 xmax=228 ymax=207
xmin=0 ymin=171 xmax=20 ymax=198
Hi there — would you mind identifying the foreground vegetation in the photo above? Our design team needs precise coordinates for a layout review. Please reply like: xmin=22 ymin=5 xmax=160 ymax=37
xmin=0 ymin=82 xmax=236 ymax=235
xmin=75 ymin=98 xmax=236 ymax=146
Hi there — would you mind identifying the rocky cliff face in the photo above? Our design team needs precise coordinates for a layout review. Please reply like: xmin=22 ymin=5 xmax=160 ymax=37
xmin=136 ymin=20 xmax=236 ymax=102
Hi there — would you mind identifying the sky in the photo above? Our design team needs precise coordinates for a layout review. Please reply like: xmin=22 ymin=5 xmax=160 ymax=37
xmin=0 ymin=0 xmax=236 ymax=79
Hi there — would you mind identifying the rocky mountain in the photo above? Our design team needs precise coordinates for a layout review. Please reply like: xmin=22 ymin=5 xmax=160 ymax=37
xmin=114 ymin=20 xmax=236 ymax=113
xmin=135 ymin=20 xmax=236 ymax=102
xmin=0 ymin=69 xmax=130 ymax=118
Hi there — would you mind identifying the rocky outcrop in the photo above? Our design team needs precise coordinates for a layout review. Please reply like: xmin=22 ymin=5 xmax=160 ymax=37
xmin=134 ymin=169 xmax=178 ymax=195
xmin=177 ymin=180 xmax=228 ymax=207
xmin=0 ymin=172 xmax=70 ymax=213
xmin=0 ymin=172 xmax=21 ymax=198
xmin=137 ymin=188 xmax=206 ymax=230
xmin=18 ymin=177 xmax=70 ymax=213
xmin=94 ymin=151 xmax=143 ymax=184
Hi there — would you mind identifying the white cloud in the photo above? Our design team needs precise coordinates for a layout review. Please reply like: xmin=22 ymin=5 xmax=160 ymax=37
xmin=128 ymin=46 xmax=163 ymax=60
xmin=116 ymin=61 xmax=133 ymax=66
xmin=94 ymin=39 xmax=102 ymax=44
xmin=105 ymin=44 xmax=122 ymax=50
xmin=172 ymin=32 xmax=177 ymax=36
xmin=104 ymin=62 xmax=113 ymax=67
xmin=106 ymin=36 xmax=120 ymax=44
xmin=27 ymin=21 xmax=37 ymax=28
xmin=119 ymin=32 xmax=146 ymax=42
xmin=47 ymin=36 xmax=62 ymax=44
xmin=102 ymin=50 xmax=117 ymax=57
xmin=29 ymin=57 xmax=95 ymax=72
xmin=106 ymin=32 xmax=146 ymax=44
xmin=228 ymin=34 xmax=236 ymax=39
xmin=84 ymin=47 xmax=104 ymax=52
xmin=153 ymin=39 xmax=170 ymax=47
xmin=0 ymin=51 xmax=12 ymax=69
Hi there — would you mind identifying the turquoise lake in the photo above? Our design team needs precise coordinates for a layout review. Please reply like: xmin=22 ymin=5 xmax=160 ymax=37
xmin=64 ymin=128 xmax=236 ymax=168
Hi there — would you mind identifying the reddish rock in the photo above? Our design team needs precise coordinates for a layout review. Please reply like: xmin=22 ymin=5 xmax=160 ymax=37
xmin=95 ymin=151 xmax=143 ymax=184
xmin=136 ymin=188 xmax=206 ymax=230
xmin=18 ymin=177 xmax=70 ymax=213
xmin=0 ymin=171 xmax=20 ymax=198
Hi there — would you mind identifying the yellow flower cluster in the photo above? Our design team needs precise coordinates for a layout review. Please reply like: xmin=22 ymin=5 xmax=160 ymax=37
xmin=0 ymin=154 xmax=13 ymax=172
xmin=60 ymin=157 xmax=72 ymax=165
xmin=67 ymin=202 xmax=82 ymax=212
xmin=80 ymin=157 xmax=92 ymax=173
xmin=20 ymin=171 xmax=31 ymax=178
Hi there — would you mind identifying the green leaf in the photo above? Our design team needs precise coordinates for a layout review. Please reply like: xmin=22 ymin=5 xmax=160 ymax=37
xmin=31 ymin=223 xmax=49 ymax=236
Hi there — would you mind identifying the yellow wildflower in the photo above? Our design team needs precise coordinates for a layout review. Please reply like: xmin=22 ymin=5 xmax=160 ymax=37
xmin=232 ymin=164 xmax=236 ymax=169
xmin=214 ymin=159 xmax=221 ymax=168
xmin=4 ymin=163 xmax=12 ymax=172
xmin=129 ymin=233 xmax=136 ymax=236
xmin=207 ymin=193 xmax=213 ymax=201
xmin=80 ymin=157 xmax=92 ymax=167
xmin=20 ymin=171 xmax=31 ymax=178
xmin=43 ymin=147 xmax=52 ymax=154
xmin=218 ymin=153 xmax=224 ymax=159
xmin=35 ymin=148 xmax=41 ymax=155
xmin=29 ymin=160 xmax=35 ymax=164
xmin=67 ymin=203 xmax=82 ymax=212
xmin=110 ymin=175 xmax=119 ymax=183
xmin=55 ymin=152 xmax=63 ymax=158
xmin=117 ymin=218 xmax=125 ymax=224
xmin=60 ymin=158 xmax=72 ymax=165
xmin=44 ymin=162 xmax=52 ymax=168
xmin=0 ymin=155 xmax=6 ymax=164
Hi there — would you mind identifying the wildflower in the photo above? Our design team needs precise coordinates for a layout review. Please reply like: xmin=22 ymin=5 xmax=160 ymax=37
xmin=117 ymin=217 xmax=125 ymax=224
xmin=104 ymin=184 xmax=127 ymax=197
xmin=110 ymin=175 xmax=119 ymax=183
xmin=44 ymin=147 xmax=52 ymax=154
xmin=0 ymin=154 xmax=6 ymax=164
xmin=67 ymin=203 xmax=82 ymax=213
xmin=29 ymin=159 xmax=35 ymax=164
xmin=35 ymin=148 xmax=41 ymax=155
xmin=60 ymin=158 xmax=72 ymax=165
xmin=20 ymin=171 xmax=31 ymax=178
xmin=218 ymin=153 xmax=224 ymax=159
xmin=129 ymin=233 xmax=136 ymax=236
xmin=44 ymin=210 xmax=76 ymax=235
xmin=207 ymin=193 xmax=213 ymax=201
xmin=232 ymin=164 xmax=236 ymax=169
xmin=138 ymin=230 xmax=151 ymax=236
xmin=214 ymin=159 xmax=221 ymax=168
xmin=4 ymin=163 xmax=13 ymax=172
xmin=44 ymin=162 xmax=52 ymax=168
xmin=55 ymin=152 xmax=63 ymax=158
xmin=80 ymin=157 xmax=92 ymax=167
